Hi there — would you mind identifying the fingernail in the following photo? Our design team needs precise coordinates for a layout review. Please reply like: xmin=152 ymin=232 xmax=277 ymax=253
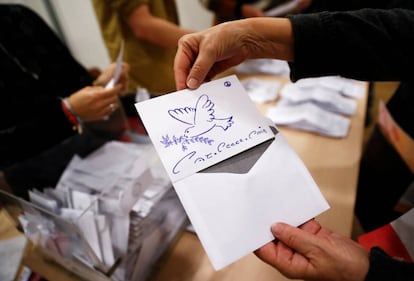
xmin=271 ymin=223 xmax=284 ymax=236
xmin=187 ymin=78 xmax=199 ymax=89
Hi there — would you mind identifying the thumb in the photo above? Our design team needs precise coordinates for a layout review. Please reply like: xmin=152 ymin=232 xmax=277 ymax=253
xmin=271 ymin=222 xmax=318 ymax=255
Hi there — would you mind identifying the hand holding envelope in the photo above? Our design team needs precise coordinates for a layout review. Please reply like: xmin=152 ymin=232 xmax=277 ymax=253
xmin=135 ymin=75 xmax=329 ymax=270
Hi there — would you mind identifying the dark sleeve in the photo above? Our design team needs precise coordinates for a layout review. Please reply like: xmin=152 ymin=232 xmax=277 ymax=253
xmin=304 ymin=0 xmax=414 ymax=12
xmin=0 ymin=4 xmax=93 ymax=166
xmin=365 ymin=247 xmax=414 ymax=281
xmin=200 ymin=0 xmax=239 ymax=22
xmin=287 ymin=9 xmax=414 ymax=82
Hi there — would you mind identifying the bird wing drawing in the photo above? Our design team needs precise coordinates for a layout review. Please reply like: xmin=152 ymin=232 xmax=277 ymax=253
xmin=178 ymin=94 xmax=234 ymax=138
xmin=168 ymin=106 xmax=196 ymax=125
xmin=168 ymin=94 xmax=234 ymax=138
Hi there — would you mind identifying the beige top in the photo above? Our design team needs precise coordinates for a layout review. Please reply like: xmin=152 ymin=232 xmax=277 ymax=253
xmin=92 ymin=0 xmax=179 ymax=95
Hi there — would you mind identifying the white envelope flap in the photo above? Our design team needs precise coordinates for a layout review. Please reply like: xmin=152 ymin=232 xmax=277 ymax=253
xmin=200 ymin=129 xmax=276 ymax=175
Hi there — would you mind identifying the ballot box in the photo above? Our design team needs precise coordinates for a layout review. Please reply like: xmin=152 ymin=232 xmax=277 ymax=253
xmin=0 ymin=141 xmax=187 ymax=281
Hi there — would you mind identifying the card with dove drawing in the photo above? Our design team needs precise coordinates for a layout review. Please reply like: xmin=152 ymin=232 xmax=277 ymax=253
xmin=135 ymin=75 xmax=275 ymax=182
xmin=135 ymin=75 xmax=329 ymax=270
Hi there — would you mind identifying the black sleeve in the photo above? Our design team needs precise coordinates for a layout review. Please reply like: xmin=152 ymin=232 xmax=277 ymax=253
xmin=287 ymin=8 xmax=414 ymax=82
xmin=0 ymin=4 xmax=93 ymax=167
xmin=304 ymin=0 xmax=414 ymax=12
xmin=365 ymin=247 xmax=414 ymax=281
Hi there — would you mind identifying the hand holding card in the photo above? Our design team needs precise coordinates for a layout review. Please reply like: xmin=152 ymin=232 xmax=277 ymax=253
xmin=135 ymin=75 xmax=329 ymax=270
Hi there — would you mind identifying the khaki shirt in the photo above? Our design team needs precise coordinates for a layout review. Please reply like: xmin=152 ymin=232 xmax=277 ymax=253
xmin=92 ymin=0 xmax=179 ymax=95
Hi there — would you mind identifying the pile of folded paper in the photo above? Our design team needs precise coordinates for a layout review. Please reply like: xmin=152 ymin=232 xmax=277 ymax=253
xmin=3 ymin=140 xmax=187 ymax=281
xmin=235 ymin=58 xmax=290 ymax=77
xmin=266 ymin=76 xmax=366 ymax=138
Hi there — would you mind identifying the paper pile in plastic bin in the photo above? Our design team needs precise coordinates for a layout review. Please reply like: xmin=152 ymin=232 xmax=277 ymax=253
xmin=6 ymin=141 xmax=186 ymax=281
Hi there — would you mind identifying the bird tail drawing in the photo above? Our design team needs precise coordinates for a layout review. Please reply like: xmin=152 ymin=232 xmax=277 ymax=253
xmin=214 ymin=116 xmax=234 ymax=131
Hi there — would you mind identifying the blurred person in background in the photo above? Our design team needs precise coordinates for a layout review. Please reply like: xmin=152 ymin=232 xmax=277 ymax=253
xmin=0 ymin=4 xmax=130 ymax=198
xmin=92 ymin=0 xmax=195 ymax=96
xmin=199 ymin=0 xmax=312 ymax=23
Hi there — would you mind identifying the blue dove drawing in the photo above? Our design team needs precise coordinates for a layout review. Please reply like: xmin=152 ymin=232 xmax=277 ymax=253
xmin=168 ymin=94 xmax=234 ymax=138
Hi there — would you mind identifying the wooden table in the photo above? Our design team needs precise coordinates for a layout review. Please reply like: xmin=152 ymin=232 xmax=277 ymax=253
xmin=1 ymin=74 xmax=368 ymax=281
xmin=147 ymin=74 xmax=368 ymax=281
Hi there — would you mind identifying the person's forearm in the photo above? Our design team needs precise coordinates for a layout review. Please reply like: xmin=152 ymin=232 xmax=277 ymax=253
xmin=129 ymin=12 xmax=193 ymax=48
xmin=238 ymin=17 xmax=294 ymax=61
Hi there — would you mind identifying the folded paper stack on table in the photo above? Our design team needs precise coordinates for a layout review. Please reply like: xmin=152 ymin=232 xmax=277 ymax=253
xmin=266 ymin=76 xmax=367 ymax=138
xmin=234 ymin=59 xmax=366 ymax=138
xmin=135 ymin=75 xmax=330 ymax=270
xmin=0 ymin=140 xmax=187 ymax=281
xmin=235 ymin=58 xmax=290 ymax=77
xmin=265 ymin=0 xmax=306 ymax=17
xmin=241 ymin=78 xmax=282 ymax=104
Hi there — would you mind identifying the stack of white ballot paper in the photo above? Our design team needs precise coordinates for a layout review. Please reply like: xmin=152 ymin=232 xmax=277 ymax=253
xmin=135 ymin=75 xmax=330 ymax=270
xmin=235 ymin=58 xmax=290 ymax=77
xmin=267 ymin=76 xmax=366 ymax=138
xmin=1 ymin=140 xmax=187 ymax=281
xmin=265 ymin=0 xmax=304 ymax=17
xmin=241 ymin=78 xmax=282 ymax=104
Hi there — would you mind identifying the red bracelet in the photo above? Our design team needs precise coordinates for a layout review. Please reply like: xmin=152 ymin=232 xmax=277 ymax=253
xmin=61 ymin=98 xmax=82 ymax=131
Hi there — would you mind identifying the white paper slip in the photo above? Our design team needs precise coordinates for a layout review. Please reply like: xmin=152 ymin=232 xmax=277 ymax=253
xmin=267 ymin=101 xmax=351 ymax=138
xmin=241 ymin=78 xmax=281 ymax=104
xmin=235 ymin=58 xmax=290 ymax=76
xmin=295 ymin=76 xmax=366 ymax=99
xmin=265 ymin=0 xmax=302 ymax=16
xmin=280 ymin=82 xmax=357 ymax=116
xmin=105 ymin=40 xmax=124 ymax=90
xmin=135 ymin=75 xmax=330 ymax=270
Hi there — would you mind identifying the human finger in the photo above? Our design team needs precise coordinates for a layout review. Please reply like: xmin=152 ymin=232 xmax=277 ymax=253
xmin=254 ymin=240 xmax=280 ymax=264
xmin=101 ymin=91 xmax=120 ymax=115
xmin=179 ymin=21 xmax=257 ymax=89
xmin=256 ymin=223 xmax=322 ymax=279
xmin=254 ymin=221 xmax=314 ymax=267
xmin=98 ymin=84 xmax=122 ymax=101
xmin=254 ymin=236 xmax=310 ymax=279
xmin=101 ymin=101 xmax=119 ymax=120
xmin=298 ymin=219 xmax=322 ymax=234
xmin=93 ymin=63 xmax=116 ymax=86
xmin=206 ymin=53 xmax=248 ymax=80
xmin=94 ymin=62 xmax=129 ymax=89
xmin=87 ymin=87 xmax=120 ymax=117
xmin=174 ymin=36 xmax=194 ymax=90
xmin=271 ymin=222 xmax=322 ymax=255
xmin=174 ymin=33 xmax=216 ymax=90
xmin=69 ymin=86 xmax=120 ymax=121
xmin=254 ymin=238 xmax=292 ymax=264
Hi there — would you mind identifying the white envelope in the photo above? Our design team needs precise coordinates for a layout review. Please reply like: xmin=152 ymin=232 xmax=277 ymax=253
xmin=135 ymin=75 xmax=330 ymax=270
xmin=175 ymin=132 xmax=329 ymax=269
